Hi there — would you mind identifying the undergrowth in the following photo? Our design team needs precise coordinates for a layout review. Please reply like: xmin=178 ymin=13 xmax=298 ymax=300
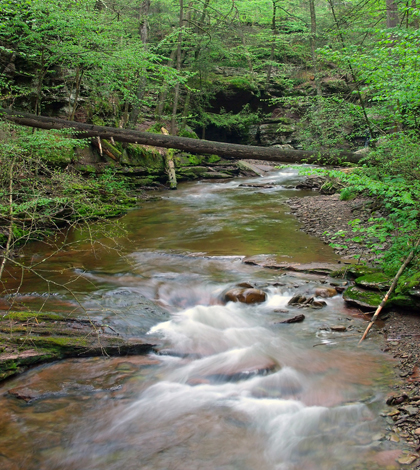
xmin=0 ymin=123 xmax=137 ymax=249
xmin=289 ymin=133 xmax=420 ymax=276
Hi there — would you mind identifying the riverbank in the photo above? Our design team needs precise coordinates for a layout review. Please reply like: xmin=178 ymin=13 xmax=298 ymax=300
xmin=284 ymin=177 xmax=420 ymax=465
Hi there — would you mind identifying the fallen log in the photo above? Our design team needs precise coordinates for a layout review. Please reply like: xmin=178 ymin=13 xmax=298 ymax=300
xmin=0 ymin=108 xmax=362 ymax=165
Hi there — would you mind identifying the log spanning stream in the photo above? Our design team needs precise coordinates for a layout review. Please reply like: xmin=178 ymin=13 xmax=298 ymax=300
xmin=0 ymin=167 xmax=399 ymax=470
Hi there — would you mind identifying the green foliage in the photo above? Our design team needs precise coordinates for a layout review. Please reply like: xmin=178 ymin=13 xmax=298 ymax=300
xmin=295 ymin=97 xmax=366 ymax=151
xmin=0 ymin=122 xmax=137 ymax=250
xmin=299 ymin=133 xmax=420 ymax=275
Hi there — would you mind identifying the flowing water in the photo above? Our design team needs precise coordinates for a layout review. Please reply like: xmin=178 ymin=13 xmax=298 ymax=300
xmin=0 ymin=168 xmax=399 ymax=470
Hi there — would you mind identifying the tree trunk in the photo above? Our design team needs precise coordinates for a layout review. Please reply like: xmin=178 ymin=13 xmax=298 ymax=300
xmin=309 ymin=0 xmax=322 ymax=97
xmin=413 ymin=0 xmax=419 ymax=28
xmin=386 ymin=0 xmax=399 ymax=27
xmin=128 ymin=0 xmax=150 ymax=127
xmin=0 ymin=108 xmax=361 ymax=165
xmin=171 ymin=0 xmax=184 ymax=135
xmin=265 ymin=0 xmax=278 ymax=92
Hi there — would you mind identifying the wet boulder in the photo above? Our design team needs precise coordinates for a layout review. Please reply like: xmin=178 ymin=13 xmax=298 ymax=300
xmin=224 ymin=287 xmax=267 ymax=304
xmin=315 ymin=287 xmax=337 ymax=298
xmin=279 ymin=314 xmax=305 ymax=324
xmin=287 ymin=295 xmax=326 ymax=309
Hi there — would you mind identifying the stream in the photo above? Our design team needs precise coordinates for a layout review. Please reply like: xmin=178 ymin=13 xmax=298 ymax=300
xmin=0 ymin=167 xmax=399 ymax=470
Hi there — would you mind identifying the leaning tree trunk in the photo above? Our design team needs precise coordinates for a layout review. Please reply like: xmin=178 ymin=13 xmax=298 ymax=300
xmin=0 ymin=108 xmax=362 ymax=165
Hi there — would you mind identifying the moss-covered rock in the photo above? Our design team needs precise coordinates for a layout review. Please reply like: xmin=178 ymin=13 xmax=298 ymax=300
xmin=331 ymin=265 xmax=382 ymax=279
xmin=126 ymin=144 xmax=165 ymax=169
xmin=396 ymin=272 xmax=420 ymax=297
xmin=342 ymin=286 xmax=383 ymax=309
xmin=343 ymin=285 xmax=420 ymax=309
xmin=354 ymin=273 xmax=392 ymax=291
xmin=0 ymin=311 xmax=158 ymax=382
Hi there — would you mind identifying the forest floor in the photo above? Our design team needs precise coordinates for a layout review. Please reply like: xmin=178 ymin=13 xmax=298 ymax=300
xmin=284 ymin=174 xmax=420 ymax=465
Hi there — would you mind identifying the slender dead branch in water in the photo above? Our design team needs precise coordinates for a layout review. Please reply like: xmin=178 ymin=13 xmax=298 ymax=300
xmin=358 ymin=238 xmax=420 ymax=345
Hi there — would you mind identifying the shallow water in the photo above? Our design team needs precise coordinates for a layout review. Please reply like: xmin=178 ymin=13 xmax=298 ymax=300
xmin=0 ymin=168 xmax=399 ymax=470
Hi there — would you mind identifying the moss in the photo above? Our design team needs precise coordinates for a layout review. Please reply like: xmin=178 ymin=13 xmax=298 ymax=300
xmin=355 ymin=273 xmax=392 ymax=291
xmin=132 ymin=176 xmax=160 ymax=186
xmin=2 ymin=311 xmax=63 ymax=322
xmin=206 ymin=154 xmax=221 ymax=164
xmin=396 ymin=272 xmax=420 ymax=295
xmin=177 ymin=167 xmax=209 ymax=180
xmin=126 ymin=144 xmax=164 ymax=169
xmin=390 ymin=294 xmax=419 ymax=308
xmin=343 ymin=286 xmax=383 ymax=308
xmin=330 ymin=265 xmax=382 ymax=279
xmin=174 ymin=153 xmax=204 ymax=167
xmin=76 ymin=164 xmax=97 ymax=173
xmin=24 ymin=336 xmax=90 ymax=351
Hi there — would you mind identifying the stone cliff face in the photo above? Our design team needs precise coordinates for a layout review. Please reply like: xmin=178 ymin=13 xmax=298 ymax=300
xmin=196 ymin=66 xmax=354 ymax=149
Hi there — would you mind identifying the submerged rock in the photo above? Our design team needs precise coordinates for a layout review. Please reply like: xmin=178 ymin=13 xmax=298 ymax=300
xmin=224 ymin=288 xmax=267 ymax=304
xmin=279 ymin=314 xmax=305 ymax=324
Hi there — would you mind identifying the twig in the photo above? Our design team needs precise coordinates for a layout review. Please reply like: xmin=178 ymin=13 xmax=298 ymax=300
xmin=358 ymin=238 xmax=420 ymax=345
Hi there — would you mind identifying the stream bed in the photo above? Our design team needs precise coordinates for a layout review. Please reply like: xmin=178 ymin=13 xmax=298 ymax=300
xmin=0 ymin=168 xmax=402 ymax=469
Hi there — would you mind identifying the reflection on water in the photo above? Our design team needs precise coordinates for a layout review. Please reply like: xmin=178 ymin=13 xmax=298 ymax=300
xmin=0 ymin=168 xmax=397 ymax=469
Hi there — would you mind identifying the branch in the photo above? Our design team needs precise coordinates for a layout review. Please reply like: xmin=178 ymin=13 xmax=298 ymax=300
xmin=358 ymin=238 xmax=420 ymax=344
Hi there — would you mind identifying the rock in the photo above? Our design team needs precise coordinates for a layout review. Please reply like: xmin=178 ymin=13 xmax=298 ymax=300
xmin=242 ymin=257 xmax=342 ymax=275
xmin=330 ymin=325 xmax=347 ymax=332
xmin=295 ymin=176 xmax=326 ymax=190
xmin=279 ymin=314 xmax=305 ymax=324
xmin=331 ymin=265 xmax=382 ymax=279
xmin=354 ymin=273 xmax=392 ymax=290
xmin=386 ymin=393 xmax=408 ymax=405
xmin=238 ymin=183 xmax=275 ymax=189
xmin=414 ymin=428 xmax=420 ymax=435
xmin=8 ymin=387 xmax=40 ymax=402
xmin=399 ymin=405 xmax=418 ymax=416
xmin=390 ymin=434 xmax=400 ymax=442
xmin=288 ymin=295 xmax=326 ymax=309
xmin=0 ymin=310 xmax=161 ymax=383
xmin=288 ymin=294 xmax=306 ymax=305
xmin=315 ymin=287 xmax=337 ymax=298
xmin=224 ymin=288 xmax=267 ymax=304
xmin=236 ymin=282 xmax=254 ymax=288
xmin=343 ymin=286 xmax=382 ymax=309
xmin=397 ymin=454 xmax=418 ymax=465
xmin=201 ymin=171 xmax=232 ymax=179
xmin=237 ymin=160 xmax=266 ymax=177
xmin=273 ymin=308 xmax=289 ymax=313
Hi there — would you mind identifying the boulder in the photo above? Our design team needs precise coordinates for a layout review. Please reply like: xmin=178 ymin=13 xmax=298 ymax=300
xmin=343 ymin=286 xmax=382 ymax=309
xmin=287 ymin=295 xmax=326 ymax=308
xmin=354 ymin=273 xmax=392 ymax=291
xmin=224 ymin=288 xmax=267 ymax=304
xmin=315 ymin=287 xmax=337 ymax=298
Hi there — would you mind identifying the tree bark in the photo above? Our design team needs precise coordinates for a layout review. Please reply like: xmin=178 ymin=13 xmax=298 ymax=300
xmin=309 ymin=0 xmax=322 ymax=97
xmin=0 ymin=108 xmax=362 ymax=165
xmin=265 ymin=0 xmax=278 ymax=92
xmin=128 ymin=0 xmax=150 ymax=127
xmin=171 ymin=0 xmax=184 ymax=135
xmin=386 ymin=0 xmax=399 ymax=27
